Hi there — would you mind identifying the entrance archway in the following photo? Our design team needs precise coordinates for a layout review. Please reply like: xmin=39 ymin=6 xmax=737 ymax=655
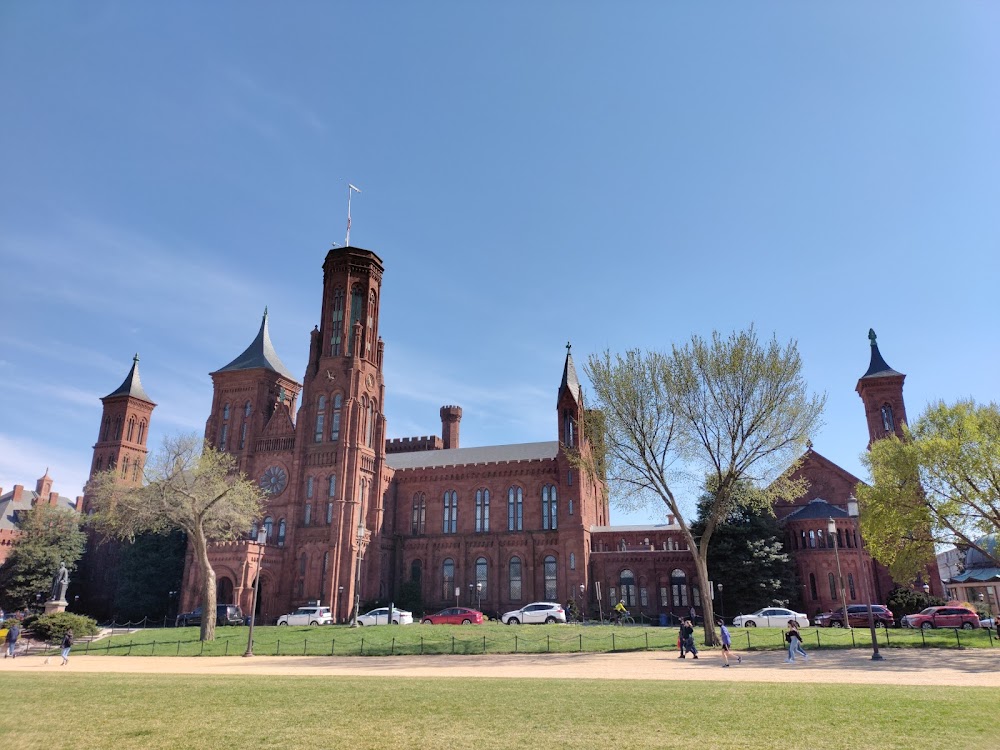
xmin=217 ymin=577 xmax=234 ymax=604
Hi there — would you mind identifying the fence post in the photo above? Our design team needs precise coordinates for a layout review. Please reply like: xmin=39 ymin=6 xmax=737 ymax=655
xmin=177 ymin=641 xmax=181 ymax=656
xmin=85 ymin=640 xmax=90 ymax=655
xmin=815 ymin=630 xmax=820 ymax=648
xmin=920 ymin=628 xmax=926 ymax=647
xmin=107 ymin=638 xmax=111 ymax=654
xmin=547 ymin=635 xmax=550 ymax=653
xmin=851 ymin=629 xmax=856 ymax=648
xmin=152 ymin=640 xmax=156 ymax=656
xmin=451 ymin=636 xmax=455 ymax=655
xmin=746 ymin=631 xmax=751 ymax=649
xmin=988 ymin=628 xmax=993 ymax=648
xmin=420 ymin=637 xmax=423 ymax=656
xmin=276 ymin=639 xmax=280 ymax=656
xmin=483 ymin=636 xmax=486 ymax=654
xmin=127 ymin=640 xmax=132 ymax=656
xmin=391 ymin=638 xmax=395 ymax=656
xmin=579 ymin=634 xmax=583 ymax=652
xmin=955 ymin=628 xmax=961 ymax=649
xmin=514 ymin=635 xmax=518 ymax=653
xmin=304 ymin=638 xmax=308 ymax=656
xmin=331 ymin=639 xmax=336 ymax=656
xmin=883 ymin=628 xmax=890 ymax=646
xmin=361 ymin=638 xmax=364 ymax=656
xmin=612 ymin=633 xmax=616 ymax=652
xmin=645 ymin=632 xmax=649 ymax=650
xmin=199 ymin=640 xmax=204 ymax=656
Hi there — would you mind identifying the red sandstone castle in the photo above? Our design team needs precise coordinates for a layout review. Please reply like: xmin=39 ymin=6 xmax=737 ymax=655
xmin=83 ymin=244 xmax=939 ymax=622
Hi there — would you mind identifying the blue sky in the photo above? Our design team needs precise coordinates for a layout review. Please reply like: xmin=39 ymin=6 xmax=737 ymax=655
xmin=2 ymin=3 xmax=997 ymax=524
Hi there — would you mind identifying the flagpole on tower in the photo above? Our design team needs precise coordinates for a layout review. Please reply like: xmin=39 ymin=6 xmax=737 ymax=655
xmin=346 ymin=183 xmax=362 ymax=247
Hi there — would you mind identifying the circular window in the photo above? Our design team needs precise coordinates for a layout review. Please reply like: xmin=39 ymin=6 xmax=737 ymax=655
xmin=260 ymin=466 xmax=288 ymax=495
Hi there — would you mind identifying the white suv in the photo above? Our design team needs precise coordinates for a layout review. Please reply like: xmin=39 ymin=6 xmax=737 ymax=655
xmin=501 ymin=602 xmax=566 ymax=625
xmin=277 ymin=606 xmax=334 ymax=626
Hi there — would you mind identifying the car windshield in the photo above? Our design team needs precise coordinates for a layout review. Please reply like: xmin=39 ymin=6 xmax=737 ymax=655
xmin=919 ymin=607 xmax=937 ymax=615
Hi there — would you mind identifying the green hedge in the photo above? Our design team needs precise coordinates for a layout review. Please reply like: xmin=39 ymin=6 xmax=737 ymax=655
xmin=31 ymin=612 xmax=99 ymax=642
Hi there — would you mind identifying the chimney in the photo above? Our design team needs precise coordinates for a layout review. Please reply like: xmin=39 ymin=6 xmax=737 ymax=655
xmin=12 ymin=485 xmax=24 ymax=502
xmin=440 ymin=405 xmax=462 ymax=450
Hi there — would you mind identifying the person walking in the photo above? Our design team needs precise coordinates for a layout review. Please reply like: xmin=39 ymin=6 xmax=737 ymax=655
xmin=4 ymin=620 xmax=20 ymax=658
xmin=60 ymin=629 xmax=74 ymax=666
xmin=717 ymin=618 xmax=741 ymax=667
xmin=785 ymin=620 xmax=808 ymax=663
xmin=682 ymin=619 xmax=698 ymax=659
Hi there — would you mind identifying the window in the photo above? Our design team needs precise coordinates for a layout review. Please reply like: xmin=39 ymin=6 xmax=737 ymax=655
xmin=250 ymin=522 xmax=258 ymax=539
xmin=542 ymin=485 xmax=557 ymax=530
xmin=809 ymin=573 xmax=818 ymax=601
xmin=326 ymin=502 xmax=333 ymax=525
xmin=619 ymin=569 xmax=636 ymax=607
xmin=331 ymin=394 xmax=342 ymax=442
xmin=508 ymin=557 xmax=522 ymax=600
xmin=808 ymin=530 xmax=816 ymax=548
xmin=411 ymin=493 xmax=426 ymax=535
xmin=569 ymin=552 xmax=575 ymax=570
xmin=365 ymin=398 xmax=376 ymax=447
xmin=323 ymin=552 xmax=329 ymax=574
xmin=640 ymin=588 xmax=648 ymax=607
xmin=507 ymin=486 xmax=523 ymax=531
xmin=132 ymin=461 xmax=140 ymax=482
xmin=277 ymin=519 xmax=286 ymax=547
xmin=126 ymin=417 xmax=135 ymax=441
xmin=244 ymin=401 xmax=252 ymax=418
xmin=315 ymin=396 xmax=326 ymax=442
xmin=829 ymin=573 xmax=837 ymax=600
xmin=568 ymin=497 xmax=573 ymax=515
xmin=443 ymin=490 xmax=457 ymax=533
xmin=223 ymin=403 xmax=230 ymax=420
xmin=95 ymin=456 xmax=103 ymax=472
xmin=544 ymin=555 xmax=558 ymax=601
xmin=121 ymin=456 xmax=130 ymax=479
xmin=563 ymin=410 xmax=575 ymax=447
xmin=137 ymin=420 xmax=146 ymax=445
xmin=304 ymin=504 xmax=312 ymax=526
xmin=442 ymin=558 xmax=455 ymax=601
xmin=348 ymin=285 xmax=364 ymax=355
xmin=219 ymin=424 xmax=228 ymax=451
xmin=692 ymin=586 xmax=701 ymax=608
xmin=881 ymin=404 xmax=894 ymax=433
xmin=848 ymin=573 xmax=856 ymax=600
xmin=331 ymin=288 xmax=345 ymax=356
xmin=306 ymin=477 xmax=314 ymax=498
xmin=475 ymin=489 xmax=490 ymax=532
xmin=476 ymin=557 xmax=488 ymax=599
xmin=264 ymin=516 xmax=274 ymax=541
xmin=102 ymin=417 xmax=110 ymax=441
xmin=366 ymin=290 xmax=377 ymax=359
xmin=328 ymin=475 xmax=337 ymax=498
xmin=567 ymin=470 xmax=573 ymax=486
xmin=239 ymin=421 xmax=247 ymax=450
xmin=671 ymin=569 xmax=687 ymax=607
xmin=299 ymin=553 xmax=307 ymax=575
xmin=410 ymin=560 xmax=421 ymax=583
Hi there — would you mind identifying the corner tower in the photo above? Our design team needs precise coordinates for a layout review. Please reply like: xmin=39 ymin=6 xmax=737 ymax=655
xmin=855 ymin=329 xmax=908 ymax=446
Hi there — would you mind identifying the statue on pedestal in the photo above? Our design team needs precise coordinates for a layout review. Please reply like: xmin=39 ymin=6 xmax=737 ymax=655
xmin=49 ymin=562 xmax=69 ymax=603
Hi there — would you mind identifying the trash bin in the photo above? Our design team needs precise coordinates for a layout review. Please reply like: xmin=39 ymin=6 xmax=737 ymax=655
xmin=659 ymin=613 xmax=668 ymax=627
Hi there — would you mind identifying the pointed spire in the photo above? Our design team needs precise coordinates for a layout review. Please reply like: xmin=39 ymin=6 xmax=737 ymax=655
xmin=861 ymin=328 xmax=903 ymax=379
xmin=104 ymin=353 xmax=154 ymax=402
xmin=215 ymin=308 xmax=296 ymax=380
xmin=560 ymin=341 xmax=582 ymax=403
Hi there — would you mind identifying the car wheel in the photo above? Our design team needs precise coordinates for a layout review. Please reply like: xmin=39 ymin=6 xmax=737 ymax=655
xmin=462 ymin=619 xmax=472 ymax=625
xmin=545 ymin=616 xmax=557 ymax=624
xmin=310 ymin=621 xmax=319 ymax=626
xmin=873 ymin=621 xmax=884 ymax=628
xmin=962 ymin=622 xmax=974 ymax=630
xmin=507 ymin=617 xmax=520 ymax=625
xmin=391 ymin=620 xmax=399 ymax=625
xmin=278 ymin=621 xmax=288 ymax=626
xmin=357 ymin=621 xmax=365 ymax=626
xmin=745 ymin=621 xmax=756 ymax=628
xmin=831 ymin=621 xmax=843 ymax=628
xmin=921 ymin=621 xmax=934 ymax=630
xmin=421 ymin=619 xmax=433 ymax=625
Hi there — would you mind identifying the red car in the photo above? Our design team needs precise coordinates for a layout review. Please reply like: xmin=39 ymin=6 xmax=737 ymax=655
xmin=421 ymin=607 xmax=484 ymax=625
xmin=902 ymin=606 xmax=980 ymax=630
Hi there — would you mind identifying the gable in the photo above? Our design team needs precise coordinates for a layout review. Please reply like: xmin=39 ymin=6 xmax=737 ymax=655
xmin=773 ymin=449 xmax=867 ymax=520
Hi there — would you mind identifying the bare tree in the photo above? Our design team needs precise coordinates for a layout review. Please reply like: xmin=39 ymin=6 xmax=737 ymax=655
xmin=86 ymin=433 xmax=265 ymax=641
xmin=583 ymin=327 xmax=825 ymax=643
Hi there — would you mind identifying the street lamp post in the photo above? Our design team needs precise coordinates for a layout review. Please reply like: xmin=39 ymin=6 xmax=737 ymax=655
xmin=468 ymin=582 xmax=474 ymax=606
xmin=847 ymin=495 xmax=883 ymax=661
xmin=454 ymin=586 xmax=460 ymax=609
xmin=350 ymin=521 xmax=368 ymax=628
xmin=716 ymin=583 xmax=724 ymax=621
xmin=579 ymin=583 xmax=586 ymax=623
xmin=476 ymin=582 xmax=482 ymax=612
xmin=337 ymin=586 xmax=344 ymax=624
xmin=828 ymin=517 xmax=851 ymax=629
xmin=243 ymin=529 xmax=267 ymax=657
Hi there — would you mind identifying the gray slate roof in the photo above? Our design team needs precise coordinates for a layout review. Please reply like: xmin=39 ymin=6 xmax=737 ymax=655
xmin=386 ymin=441 xmax=559 ymax=471
xmin=781 ymin=497 xmax=850 ymax=522
xmin=104 ymin=355 xmax=154 ymax=403
xmin=861 ymin=329 xmax=903 ymax=379
xmin=215 ymin=309 xmax=296 ymax=381
xmin=0 ymin=491 xmax=77 ymax=532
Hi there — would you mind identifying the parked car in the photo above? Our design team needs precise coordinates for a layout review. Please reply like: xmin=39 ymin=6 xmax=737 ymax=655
xmin=501 ymin=602 xmax=566 ymax=625
xmin=902 ymin=606 xmax=980 ymax=630
xmin=813 ymin=605 xmax=895 ymax=628
xmin=356 ymin=607 xmax=413 ymax=626
xmin=980 ymin=616 xmax=996 ymax=629
xmin=732 ymin=607 xmax=809 ymax=629
xmin=277 ymin=605 xmax=333 ymax=626
xmin=420 ymin=607 xmax=484 ymax=625
xmin=176 ymin=604 xmax=245 ymax=627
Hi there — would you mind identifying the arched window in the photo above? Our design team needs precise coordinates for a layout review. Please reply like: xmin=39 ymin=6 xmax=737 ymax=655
xmin=619 ymin=569 xmax=636 ymax=607
xmin=95 ymin=456 xmax=103 ymax=472
xmin=121 ymin=456 xmax=130 ymax=479
xmin=808 ymin=530 xmax=816 ymax=548
xmin=277 ymin=519 xmax=286 ymax=547
xmin=102 ymin=417 xmax=111 ymax=442
xmin=809 ymin=573 xmax=818 ymax=601
xmin=411 ymin=493 xmax=426 ymax=534
xmin=244 ymin=401 xmax=252 ymax=418
xmin=509 ymin=557 xmax=522 ymax=600
xmin=137 ymin=420 xmax=146 ymax=445
xmin=328 ymin=475 xmax=337 ymax=498
xmin=315 ymin=395 xmax=326 ymax=442
xmin=306 ymin=477 xmax=314 ymax=498
xmin=692 ymin=585 xmax=701 ymax=608
xmin=219 ymin=424 xmax=228 ymax=451
xmin=330 ymin=287 xmax=345 ymax=356
xmin=239 ymin=421 xmax=247 ymax=450
xmin=107 ymin=455 xmax=116 ymax=471
xmin=475 ymin=489 xmax=490 ymax=533
xmin=114 ymin=416 xmax=122 ymax=440
xmin=848 ymin=573 xmax=856 ymax=600
xmin=443 ymin=490 xmax=457 ymax=533
xmin=563 ymin=410 xmax=575 ymax=447
xmin=304 ymin=503 xmax=312 ymax=526
xmin=126 ymin=417 xmax=135 ymax=441
xmin=507 ymin=486 xmax=523 ymax=531
xmin=250 ymin=522 xmax=259 ymax=539
xmin=222 ymin=404 xmax=230 ymax=420
xmin=326 ymin=501 xmax=333 ymax=525
xmin=331 ymin=394 xmax=343 ymax=442
xmin=671 ymin=569 xmax=688 ymax=607
xmin=476 ymin=557 xmax=488 ymax=599
xmin=348 ymin=284 xmax=364 ymax=355
xmin=829 ymin=573 xmax=837 ymax=600
xmin=132 ymin=460 xmax=140 ymax=482
xmin=543 ymin=555 xmax=558 ymax=601
xmin=569 ymin=552 xmax=576 ymax=570
xmin=410 ymin=559 xmax=422 ymax=583
xmin=442 ymin=558 xmax=455 ymax=600
xmin=881 ymin=404 xmax=894 ymax=433
xmin=263 ymin=516 xmax=274 ymax=541
xmin=365 ymin=398 xmax=376 ymax=447
xmin=366 ymin=290 xmax=377 ymax=359
xmin=542 ymin=485 xmax=558 ymax=530
xmin=299 ymin=553 xmax=307 ymax=575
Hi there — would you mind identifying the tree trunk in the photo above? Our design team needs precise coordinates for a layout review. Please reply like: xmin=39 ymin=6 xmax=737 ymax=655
xmin=192 ymin=529 xmax=217 ymax=642
xmin=693 ymin=551 xmax=718 ymax=646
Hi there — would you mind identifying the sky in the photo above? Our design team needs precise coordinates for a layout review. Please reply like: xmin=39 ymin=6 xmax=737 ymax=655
xmin=1 ymin=3 xmax=998 ymax=525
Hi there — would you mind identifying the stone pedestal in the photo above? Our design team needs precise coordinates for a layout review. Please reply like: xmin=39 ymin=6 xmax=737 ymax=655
xmin=43 ymin=599 xmax=67 ymax=615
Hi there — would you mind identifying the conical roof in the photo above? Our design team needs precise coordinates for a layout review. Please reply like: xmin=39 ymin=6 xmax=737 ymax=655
xmin=104 ymin=354 xmax=154 ymax=403
xmin=861 ymin=329 xmax=903 ymax=379
xmin=215 ymin=309 xmax=296 ymax=380
xmin=560 ymin=342 xmax=582 ymax=403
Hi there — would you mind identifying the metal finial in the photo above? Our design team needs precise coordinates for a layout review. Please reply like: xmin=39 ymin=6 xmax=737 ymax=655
xmin=133 ymin=353 xmax=140 ymax=363
xmin=566 ymin=341 xmax=572 ymax=355
xmin=868 ymin=328 xmax=877 ymax=346
xmin=806 ymin=439 xmax=813 ymax=450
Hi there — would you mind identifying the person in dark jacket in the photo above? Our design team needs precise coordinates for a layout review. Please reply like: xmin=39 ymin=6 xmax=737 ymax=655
xmin=60 ymin=629 xmax=74 ymax=666
xmin=4 ymin=621 xmax=20 ymax=658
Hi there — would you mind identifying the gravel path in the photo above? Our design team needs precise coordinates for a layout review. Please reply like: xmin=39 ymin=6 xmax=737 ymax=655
xmin=4 ymin=648 xmax=998 ymax=686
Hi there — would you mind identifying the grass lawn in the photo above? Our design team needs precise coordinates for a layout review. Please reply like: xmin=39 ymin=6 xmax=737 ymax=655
xmin=81 ymin=622 xmax=999 ymax=657
xmin=0 ymin=673 xmax=996 ymax=749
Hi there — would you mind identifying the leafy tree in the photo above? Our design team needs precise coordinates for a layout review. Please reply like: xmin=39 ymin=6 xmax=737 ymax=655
xmin=86 ymin=433 xmax=265 ymax=641
xmin=583 ymin=327 xmax=824 ymax=643
xmin=858 ymin=399 xmax=1000 ymax=582
xmin=0 ymin=505 xmax=86 ymax=610
xmin=395 ymin=579 xmax=424 ymax=618
xmin=112 ymin=530 xmax=186 ymax=623
xmin=690 ymin=494 xmax=798 ymax=619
